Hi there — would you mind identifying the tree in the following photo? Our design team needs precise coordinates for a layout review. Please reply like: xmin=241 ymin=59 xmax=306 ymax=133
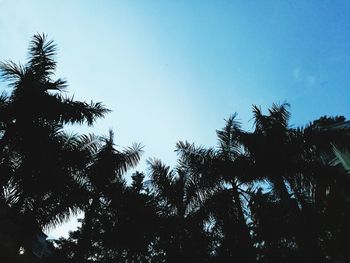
xmin=0 ymin=33 xmax=109 ymax=260
xmin=52 ymin=131 xmax=161 ymax=263
xmin=147 ymin=156 xmax=215 ymax=263
xmin=176 ymin=115 xmax=256 ymax=263
xmin=241 ymin=104 xmax=350 ymax=262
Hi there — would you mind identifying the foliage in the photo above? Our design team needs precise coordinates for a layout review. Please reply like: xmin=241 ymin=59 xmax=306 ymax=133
xmin=1 ymin=34 xmax=350 ymax=263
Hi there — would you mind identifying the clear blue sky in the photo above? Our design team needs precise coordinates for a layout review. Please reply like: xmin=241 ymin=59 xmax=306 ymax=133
xmin=1 ymin=0 xmax=350 ymax=238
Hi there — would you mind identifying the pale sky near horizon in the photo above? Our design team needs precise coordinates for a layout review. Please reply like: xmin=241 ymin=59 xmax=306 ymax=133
xmin=1 ymin=0 xmax=350 ymax=238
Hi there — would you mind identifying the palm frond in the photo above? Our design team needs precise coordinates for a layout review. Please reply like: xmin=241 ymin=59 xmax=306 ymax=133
xmin=176 ymin=141 xmax=216 ymax=163
xmin=45 ymin=78 xmax=67 ymax=92
xmin=79 ymin=133 xmax=102 ymax=156
xmin=0 ymin=61 xmax=26 ymax=85
xmin=269 ymin=102 xmax=291 ymax=128
xmin=147 ymin=158 xmax=174 ymax=198
xmin=216 ymin=113 xmax=242 ymax=159
xmin=331 ymin=145 xmax=350 ymax=172
xmin=57 ymin=95 xmax=111 ymax=125
xmin=252 ymin=104 xmax=266 ymax=131
xmin=28 ymin=33 xmax=57 ymax=77
xmin=116 ymin=143 xmax=143 ymax=174
xmin=42 ymin=206 xmax=83 ymax=231
xmin=1 ymin=177 xmax=21 ymax=207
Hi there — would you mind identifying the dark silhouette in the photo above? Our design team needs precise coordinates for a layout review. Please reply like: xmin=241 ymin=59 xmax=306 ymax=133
xmin=0 ymin=34 xmax=350 ymax=263
xmin=0 ymin=34 xmax=109 ymax=261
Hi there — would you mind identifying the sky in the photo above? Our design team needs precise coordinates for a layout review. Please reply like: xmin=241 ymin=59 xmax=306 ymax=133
xmin=1 ymin=0 xmax=350 ymax=238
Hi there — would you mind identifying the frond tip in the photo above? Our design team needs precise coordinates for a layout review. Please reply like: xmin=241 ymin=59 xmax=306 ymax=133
xmin=0 ymin=61 xmax=26 ymax=84
xmin=28 ymin=33 xmax=57 ymax=75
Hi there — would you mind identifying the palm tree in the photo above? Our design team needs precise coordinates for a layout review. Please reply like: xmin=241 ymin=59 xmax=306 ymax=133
xmin=292 ymin=116 xmax=350 ymax=262
xmin=0 ymin=33 xmax=109 ymax=259
xmin=64 ymin=130 xmax=147 ymax=262
xmin=147 ymin=156 xmax=215 ymax=262
xmin=238 ymin=103 xmax=322 ymax=261
xmin=176 ymin=115 xmax=256 ymax=263
xmin=240 ymin=104 xmax=350 ymax=262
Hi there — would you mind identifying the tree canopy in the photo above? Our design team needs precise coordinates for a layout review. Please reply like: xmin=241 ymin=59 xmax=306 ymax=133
xmin=1 ymin=34 xmax=350 ymax=263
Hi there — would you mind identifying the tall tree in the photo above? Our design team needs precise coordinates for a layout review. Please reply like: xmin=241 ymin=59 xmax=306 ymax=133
xmin=147 ymin=156 xmax=215 ymax=263
xmin=241 ymin=104 xmax=350 ymax=262
xmin=52 ymin=131 xmax=159 ymax=263
xmin=0 ymin=33 xmax=109 ymax=260
xmin=176 ymin=115 xmax=256 ymax=263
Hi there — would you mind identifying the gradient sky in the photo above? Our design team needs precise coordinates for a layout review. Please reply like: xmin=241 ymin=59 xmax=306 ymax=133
xmin=1 ymin=0 xmax=350 ymax=238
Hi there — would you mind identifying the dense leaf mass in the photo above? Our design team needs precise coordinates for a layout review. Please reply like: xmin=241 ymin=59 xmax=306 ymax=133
xmin=1 ymin=34 xmax=350 ymax=263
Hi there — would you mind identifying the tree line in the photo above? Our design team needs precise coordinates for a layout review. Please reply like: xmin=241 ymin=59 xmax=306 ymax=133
xmin=0 ymin=34 xmax=350 ymax=263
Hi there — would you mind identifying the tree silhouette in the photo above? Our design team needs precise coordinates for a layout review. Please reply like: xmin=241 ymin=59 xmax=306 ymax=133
xmin=175 ymin=115 xmax=256 ymax=262
xmin=146 ymin=157 xmax=214 ymax=262
xmin=242 ymin=105 xmax=350 ymax=262
xmin=52 ymin=131 xmax=162 ymax=262
xmin=2 ymin=34 xmax=350 ymax=263
xmin=0 ymin=33 xmax=109 ymax=261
